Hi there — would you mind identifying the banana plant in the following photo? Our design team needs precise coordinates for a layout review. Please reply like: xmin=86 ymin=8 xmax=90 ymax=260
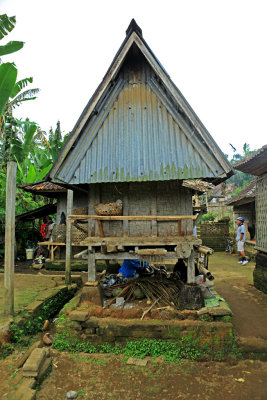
xmin=0 ymin=14 xmax=24 ymax=117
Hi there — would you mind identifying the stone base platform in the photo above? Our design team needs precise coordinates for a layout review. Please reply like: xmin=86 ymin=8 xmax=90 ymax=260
xmin=54 ymin=290 xmax=236 ymax=359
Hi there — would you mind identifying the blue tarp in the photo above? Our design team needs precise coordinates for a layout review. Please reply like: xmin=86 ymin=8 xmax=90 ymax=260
xmin=119 ymin=259 xmax=148 ymax=278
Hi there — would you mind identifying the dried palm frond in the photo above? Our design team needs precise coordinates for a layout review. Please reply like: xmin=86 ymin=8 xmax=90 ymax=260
xmin=103 ymin=275 xmax=183 ymax=310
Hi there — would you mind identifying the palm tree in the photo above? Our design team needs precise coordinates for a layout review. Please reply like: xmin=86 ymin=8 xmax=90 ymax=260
xmin=48 ymin=121 xmax=70 ymax=162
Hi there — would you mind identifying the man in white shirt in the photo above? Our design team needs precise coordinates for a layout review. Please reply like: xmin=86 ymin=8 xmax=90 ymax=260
xmin=236 ymin=217 xmax=248 ymax=265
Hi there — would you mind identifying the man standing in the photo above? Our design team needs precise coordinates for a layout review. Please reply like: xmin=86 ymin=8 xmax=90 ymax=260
xmin=236 ymin=217 xmax=248 ymax=265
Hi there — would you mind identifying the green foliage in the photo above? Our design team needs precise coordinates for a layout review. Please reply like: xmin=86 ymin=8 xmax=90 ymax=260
xmin=226 ymin=143 xmax=257 ymax=189
xmin=0 ymin=14 xmax=17 ymax=39
xmin=231 ymin=179 xmax=251 ymax=198
xmin=52 ymin=333 xmax=241 ymax=362
xmin=199 ymin=212 xmax=217 ymax=223
xmin=0 ymin=40 xmax=24 ymax=56
xmin=0 ymin=342 xmax=14 ymax=359
xmin=0 ymin=62 xmax=17 ymax=116
xmin=10 ymin=287 xmax=77 ymax=343
xmin=77 ymin=389 xmax=86 ymax=397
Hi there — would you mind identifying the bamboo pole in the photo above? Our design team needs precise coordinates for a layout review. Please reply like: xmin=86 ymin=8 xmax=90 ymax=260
xmin=65 ymin=189 xmax=73 ymax=285
xmin=4 ymin=161 xmax=17 ymax=316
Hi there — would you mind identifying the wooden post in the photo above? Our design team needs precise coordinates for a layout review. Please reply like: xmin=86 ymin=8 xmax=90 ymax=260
xmin=97 ymin=220 xmax=104 ymax=237
xmin=150 ymin=183 xmax=157 ymax=237
xmin=123 ymin=184 xmax=129 ymax=237
xmin=178 ymin=220 xmax=182 ymax=236
xmin=65 ymin=189 xmax=73 ymax=285
xmin=187 ymin=249 xmax=195 ymax=284
xmin=4 ymin=161 xmax=17 ymax=316
xmin=88 ymin=247 xmax=96 ymax=282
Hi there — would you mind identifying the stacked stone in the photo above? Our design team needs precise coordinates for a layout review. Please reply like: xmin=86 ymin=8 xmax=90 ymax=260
xmin=254 ymin=253 xmax=267 ymax=294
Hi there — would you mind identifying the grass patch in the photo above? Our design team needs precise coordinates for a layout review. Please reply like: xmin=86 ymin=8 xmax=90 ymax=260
xmin=52 ymin=331 xmax=242 ymax=362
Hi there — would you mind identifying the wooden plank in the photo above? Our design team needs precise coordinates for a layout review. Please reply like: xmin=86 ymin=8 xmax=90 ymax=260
xmin=65 ymin=189 xmax=73 ymax=285
xmin=68 ymin=215 xmax=197 ymax=221
xmin=80 ymin=236 xmax=201 ymax=247
xmin=137 ymin=249 xmax=167 ymax=256
xmin=94 ymin=251 xmax=177 ymax=260
xmin=88 ymin=248 xmax=96 ymax=282
xmin=38 ymin=241 xmax=66 ymax=245
xmin=97 ymin=220 xmax=104 ymax=237
xmin=4 ymin=161 xmax=16 ymax=316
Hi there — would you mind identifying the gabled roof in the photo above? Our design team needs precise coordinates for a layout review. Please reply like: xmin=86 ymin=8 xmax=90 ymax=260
xmin=48 ymin=19 xmax=233 ymax=185
xmin=226 ymin=178 xmax=256 ymax=206
xmin=233 ymin=145 xmax=267 ymax=175
xmin=209 ymin=182 xmax=236 ymax=199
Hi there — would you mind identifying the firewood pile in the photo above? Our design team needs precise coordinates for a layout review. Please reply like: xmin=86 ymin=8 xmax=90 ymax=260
xmin=102 ymin=270 xmax=184 ymax=310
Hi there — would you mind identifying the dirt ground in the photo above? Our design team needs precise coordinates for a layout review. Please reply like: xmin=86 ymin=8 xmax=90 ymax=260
xmin=209 ymin=253 xmax=267 ymax=347
xmin=1 ymin=252 xmax=267 ymax=399
xmin=35 ymin=352 xmax=267 ymax=400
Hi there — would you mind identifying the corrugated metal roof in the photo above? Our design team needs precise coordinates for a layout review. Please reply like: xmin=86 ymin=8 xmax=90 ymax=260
xmin=56 ymin=59 xmax=227 ymax=185
xmin=233 ymin=145 xmax=267 ymax=175
xmin=49 ymin=20 xmax=233 ymax=185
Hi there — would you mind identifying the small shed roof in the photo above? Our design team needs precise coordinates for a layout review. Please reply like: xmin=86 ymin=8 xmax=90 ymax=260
xmin=226 ymin=178 xmax=256 ymax=206
xmin=15 ymin=203 xmax=57 ymax=222
xmin=233 ymin=145 xmax=267 ymax=175
xmin=19 ymin=181 xmax=67 ymax=198
xmin=48 ymin=19 xmax=233 ymax=185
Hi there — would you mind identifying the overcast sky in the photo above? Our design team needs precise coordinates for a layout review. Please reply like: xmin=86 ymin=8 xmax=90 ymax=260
xmin=2 ymin=0 xmax=267 ymax=158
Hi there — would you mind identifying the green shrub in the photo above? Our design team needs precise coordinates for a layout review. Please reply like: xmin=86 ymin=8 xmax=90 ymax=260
xmin=199 ymin=212 xmax=217 ymax=223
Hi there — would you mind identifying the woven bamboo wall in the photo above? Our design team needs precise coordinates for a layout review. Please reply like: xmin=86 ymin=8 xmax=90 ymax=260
xmin=199 ymin=222 xmax=229 ymax=251
xmin=256 ymin=173 xmax=267 ymax=251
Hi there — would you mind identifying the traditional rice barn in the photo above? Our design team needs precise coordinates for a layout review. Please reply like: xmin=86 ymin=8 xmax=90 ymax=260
xmin=45 ymin=20 xmax=233 ymax=282
xmin=233 ymin=144 xmax=267 ymax=293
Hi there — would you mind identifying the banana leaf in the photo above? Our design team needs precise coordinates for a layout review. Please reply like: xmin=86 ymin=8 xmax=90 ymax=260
xmin=0 ymin=62 xmax=17 ymax=116
xmin=0 ymin=40 xmax=24 ymax=56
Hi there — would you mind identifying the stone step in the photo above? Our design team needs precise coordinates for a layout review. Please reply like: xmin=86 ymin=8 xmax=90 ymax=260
xmin=23 ymin=348 xmax=47 ymax=377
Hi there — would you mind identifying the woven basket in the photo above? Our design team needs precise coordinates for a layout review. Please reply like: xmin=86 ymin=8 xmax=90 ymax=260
xmin=71 ymin=226 xmax=88 ymax=243
xmin=94 ymin=200 xmax=122 ymax=216
xmin=52 ymin=224 xmax=66 ymax=242
xmin=72 ymin=206 xmax=88 ymax=215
